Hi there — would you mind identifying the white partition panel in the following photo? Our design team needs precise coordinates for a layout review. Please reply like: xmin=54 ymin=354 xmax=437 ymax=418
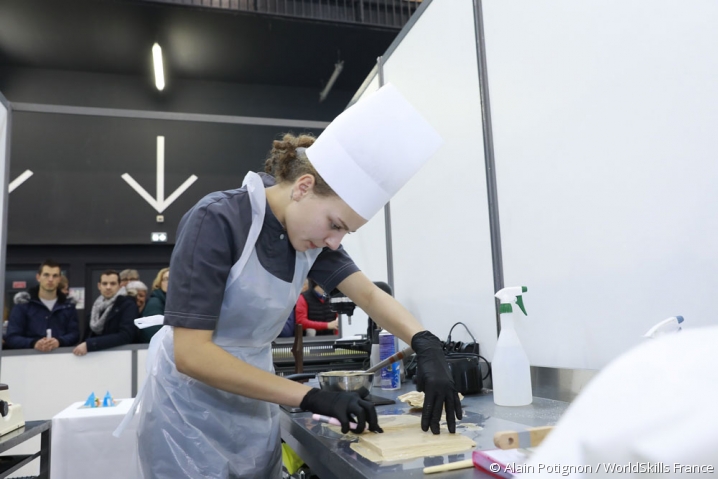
xmin=361 ymin=0 xmax=497 ymax=351
xmin=1 ymin=350 xmax=133 ymax=477
xmin=483 ymin=1 xmax=718 ymax=368
xmin=1 ymin=350 xmax=133 ymax=421
xmin=340 ymin=74 xmax=389 ymax=338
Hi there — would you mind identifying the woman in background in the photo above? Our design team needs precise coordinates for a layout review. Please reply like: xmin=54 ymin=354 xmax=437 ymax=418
xmin=126 ymin=280 xmax=148 ymax=315
xmin=58 ymin=275 xmax=78 ymax=307
xmin=58 ymin=275 xmax=70 ymax=296
xmin=138 ymin=267 xmax=169 ymax=343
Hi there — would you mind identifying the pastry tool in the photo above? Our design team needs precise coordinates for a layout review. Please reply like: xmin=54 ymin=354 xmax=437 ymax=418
xmin=312 ymin=413 xmax=358 ymax=430
xmin=365 ymin=346 xmax=413 ymax=374
xmin=423 ymin=457 xmax=475 ymax=474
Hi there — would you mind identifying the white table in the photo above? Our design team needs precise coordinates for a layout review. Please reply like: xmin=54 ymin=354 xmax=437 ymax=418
xmin=50 ymin=398 xmax=142 ymax=479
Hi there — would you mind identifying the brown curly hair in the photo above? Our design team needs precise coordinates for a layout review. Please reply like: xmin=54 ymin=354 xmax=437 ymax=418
xmin=264 ymin=133 xmax=336 ymax=197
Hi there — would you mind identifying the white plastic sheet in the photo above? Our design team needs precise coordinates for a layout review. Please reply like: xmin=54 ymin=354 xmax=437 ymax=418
xmin=51 ymin=399 xmax=143 ymax=479
xmin=516 ymin=326 xmax=718 ymax=478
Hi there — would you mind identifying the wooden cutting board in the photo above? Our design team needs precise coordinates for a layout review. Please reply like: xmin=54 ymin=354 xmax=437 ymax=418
xmin=329 ymin=415 xmax=476 ymax=463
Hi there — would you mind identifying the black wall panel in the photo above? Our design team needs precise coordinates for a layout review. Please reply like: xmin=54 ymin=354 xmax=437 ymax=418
xmin=8 ymin=111 xmax=323 ymax=245
xmin=2 ymin=67 xmax=330 ymax=309
xmin=0 ymin=67 xmax=353 ymax=121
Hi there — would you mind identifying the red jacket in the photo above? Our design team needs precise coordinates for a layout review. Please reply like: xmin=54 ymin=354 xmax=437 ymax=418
xmin=294 ymin=294 xmax=337 ymax=334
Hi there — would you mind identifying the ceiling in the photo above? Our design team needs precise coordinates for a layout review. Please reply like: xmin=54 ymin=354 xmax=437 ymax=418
xmin=0 ymin=0 xmax=400 ymax=92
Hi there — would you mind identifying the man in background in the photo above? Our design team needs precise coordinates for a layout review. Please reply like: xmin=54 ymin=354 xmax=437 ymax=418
xmin=73 ymin=270 xmax=139 ymax=356
xmin=5 ymin=259 xmax=80 ymax=351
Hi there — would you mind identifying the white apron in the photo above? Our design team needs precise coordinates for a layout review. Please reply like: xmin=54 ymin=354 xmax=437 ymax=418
xmin=130 ymin=172 xmax=321 ymax=478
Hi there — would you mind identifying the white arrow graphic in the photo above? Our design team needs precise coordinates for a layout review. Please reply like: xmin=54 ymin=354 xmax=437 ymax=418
xmin=122 ymin=136 xmax=198 ymax=213
xmin=9 ymin=170 xmax=34 ymax=193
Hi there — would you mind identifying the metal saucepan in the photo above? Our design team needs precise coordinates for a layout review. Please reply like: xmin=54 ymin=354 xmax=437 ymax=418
xmin=284 ymin=371 xmax=374 ymax=398
xmin=317 ymin=371 xmax=374 ymax=398
xmin=285 ymin=346 xmax=413 ymax=399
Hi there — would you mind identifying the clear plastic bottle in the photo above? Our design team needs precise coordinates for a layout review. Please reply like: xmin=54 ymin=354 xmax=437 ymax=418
xmin=379 ymin=330 xmax=400 ymax=390
xmin=492 ymin=286 xmax=532 ymax=406
xmin=370 ymin=330 xmax=382 ymax=386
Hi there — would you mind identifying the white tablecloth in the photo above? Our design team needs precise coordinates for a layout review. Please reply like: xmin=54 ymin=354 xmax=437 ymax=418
xmin=51 ymin=398 xmax=142 ymax=479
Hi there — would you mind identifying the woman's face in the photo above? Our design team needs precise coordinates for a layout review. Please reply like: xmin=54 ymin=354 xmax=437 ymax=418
xmin=161 ymin=271 xmax=169 ymax=293
xmin=285 ymin=188 xmax=366 ymax=253
xmin=136 ymin=290 xmax=147 ymax=310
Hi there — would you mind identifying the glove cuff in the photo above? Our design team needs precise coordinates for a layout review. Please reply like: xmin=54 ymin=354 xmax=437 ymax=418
xmin=411 ymin=330 xmax=441 ymax=352
xmin=299 ymin=388 xmax=321 ymax=410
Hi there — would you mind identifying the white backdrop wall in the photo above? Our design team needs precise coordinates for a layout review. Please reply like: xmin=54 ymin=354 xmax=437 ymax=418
xmin=348 ymin=0 xmax=499 ymax=353
xmin=483 ymin=0 xmax=718 ymax=369
xmin=349 ymin=0 xmax=718 ymax=371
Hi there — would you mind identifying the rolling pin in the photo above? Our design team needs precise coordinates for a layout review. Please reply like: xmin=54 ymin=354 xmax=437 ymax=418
xmin=365 ymin=346 xmax=413 ymax=374
xmin=423 ymin=459 xmax=475 ymax=474
xmin=493 ymin=425 xmax=554 ymax=449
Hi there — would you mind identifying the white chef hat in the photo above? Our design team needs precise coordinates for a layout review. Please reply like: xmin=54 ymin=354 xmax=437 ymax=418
xmin=306 ymin=83 xmax=443 ymax=220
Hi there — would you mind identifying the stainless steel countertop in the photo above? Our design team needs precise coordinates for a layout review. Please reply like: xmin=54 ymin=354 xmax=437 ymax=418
xmin=280 ymin=381 xmax=569 ymax=479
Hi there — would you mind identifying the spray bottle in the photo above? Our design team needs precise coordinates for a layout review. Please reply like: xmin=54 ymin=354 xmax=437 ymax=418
xmin=492 ymin=286 xmax=532 ymax=406
xmin=643 ymin=316 xmax=684 ymax=339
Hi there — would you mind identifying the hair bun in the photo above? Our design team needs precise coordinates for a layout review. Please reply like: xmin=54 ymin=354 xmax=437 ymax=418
xmin=264 ymin=133 xmax=316 ymax=179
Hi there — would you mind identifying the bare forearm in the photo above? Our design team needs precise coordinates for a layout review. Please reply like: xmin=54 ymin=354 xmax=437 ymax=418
xmin=362 ymin=291 xmax=425 ymax=344
xmin=175 ymin=330 xmax=311 ymax=407
xmin=339 ymin=272 xmax=425 ymax=344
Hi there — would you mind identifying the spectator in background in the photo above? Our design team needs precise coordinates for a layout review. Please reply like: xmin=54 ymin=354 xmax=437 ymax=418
xmin=138 ymin=267 xmax=169 ymax=343
xmin=294 ymin=279 xmax=339 ymax=336
xmin=277 ymin=310 xmax=296 ymax=338
xmin=126 ymin=280 xmax=149 ymax=315
xmin=58 ymin=274 xmax=79 ymax=307
xmin=73 ymin=270 xmax=139 ymax=356
xmin=58 ymin=275 xmax=70 ymax=296
xmin=119 ymin=269 xmax=140 ymax=288
xmin=5 ymin=259 xmax=79 ymax=351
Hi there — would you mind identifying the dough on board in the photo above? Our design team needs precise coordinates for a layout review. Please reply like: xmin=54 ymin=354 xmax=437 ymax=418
xmin=326 ymin=414 xmax=475 ymax=463
xmin=350 ymin=416 xmax=475 ymax=463
xmin=397 ymin=391 xmax=464 ymax=409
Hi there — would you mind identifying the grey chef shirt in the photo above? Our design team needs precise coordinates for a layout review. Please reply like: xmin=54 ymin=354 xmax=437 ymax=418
xmin=164 ymin=172 xmax=360 ymax=330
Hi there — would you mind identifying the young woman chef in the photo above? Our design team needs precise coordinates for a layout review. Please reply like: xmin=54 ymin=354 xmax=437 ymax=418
xmin=130 ymin=84 xmax=462 ymax=478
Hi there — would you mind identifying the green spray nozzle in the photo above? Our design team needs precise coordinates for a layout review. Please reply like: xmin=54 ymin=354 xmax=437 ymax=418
xmin=495 ymin=286 xmax=528 ymax=315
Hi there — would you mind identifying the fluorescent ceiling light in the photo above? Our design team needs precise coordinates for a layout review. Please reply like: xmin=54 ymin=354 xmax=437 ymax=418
xmin=319 ymin=61 xmax=344 ymax=102
xmin=152 ymin=43 xmax=165 ymax=91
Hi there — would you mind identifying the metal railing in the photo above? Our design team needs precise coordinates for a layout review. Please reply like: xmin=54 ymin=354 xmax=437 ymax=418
xmin=141 ymin=0 xmax=420 ymax=28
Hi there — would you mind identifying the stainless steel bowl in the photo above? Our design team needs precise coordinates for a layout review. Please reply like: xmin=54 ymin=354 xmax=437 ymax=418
xmin=317 ymin=371 xmax=373 ymax=398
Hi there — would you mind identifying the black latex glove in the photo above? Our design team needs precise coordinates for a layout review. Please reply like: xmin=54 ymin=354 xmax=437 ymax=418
xmin=412 ymin=330 xmax=462 ymax=434
xmin=300 ymin=388 xmax=383 ymax=434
